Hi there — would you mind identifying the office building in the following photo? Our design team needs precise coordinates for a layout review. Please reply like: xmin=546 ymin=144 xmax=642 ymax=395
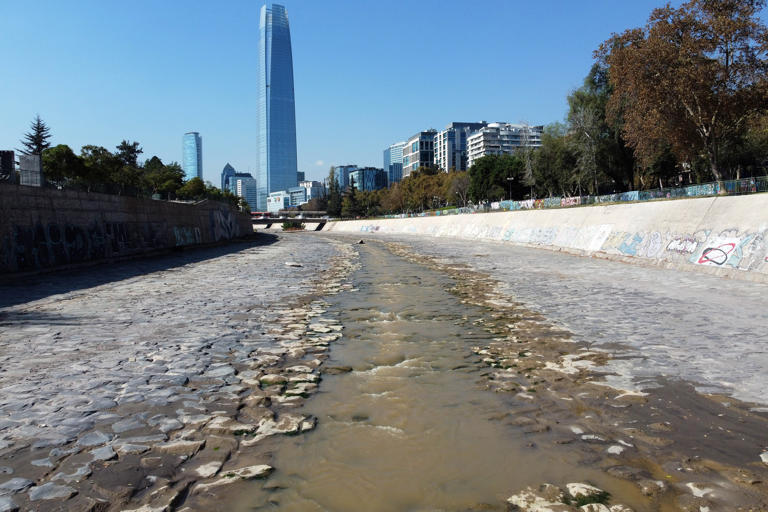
xmin=234 ymin=175 xmax=259 ymax=211
xmin=19 ymin=154 xmax=43 ymax=187
xmin=383 ymin=142 xmax=406 ymax=185
xmin=221 ymin=163 xmax=236 ymax=191
xmin=267 ymin=191 xmax=290 ymax=213
xmin=299 ymin=180 xmax=325 ymax=201
xmin=182 ymin=132 xmax=203 ymax=180
xmin=350 ymin=167 xmax=387 ymax=191
xmin=467 ymin=123 xmax=543 ymax=168
xmin=402 ymin=130 xmax=437 ymax=178
xmin=297 ymin=171 xmax=305 ymax=182
xmin=434 ymin=122 xmax=487 ymax=171
xmin=256 ymin=3 xmax=298 ymax=210
xmin=333 ymin=165 xmax=358 ymax=190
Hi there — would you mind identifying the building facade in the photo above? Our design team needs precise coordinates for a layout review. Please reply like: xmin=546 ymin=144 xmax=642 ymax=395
xmin=466 ymin=123 xmax=543 ymax=168
xmin=297 ymin=171 xmax=305 ymax=182
xmin=383 ymin=141 xmax=406 ymax=185
xmin=333 ymin=165 xmax=357 ymax=190
xmin=256 ymin=3 xmax=298 ymax=210
xmin=299 ymin=180 xmax=325 ymax=201
xmin=182 ymin=132 xmax=203 ymax=180
xmin=221 ymin=163 xmax=236 ymax=191
xmin=350 ymin=167 xmax=387 ymax=191
xmin=266 ymin=191 xmax=290 ymax=213
xmin=234 ymin=176 xmax=259 ymax=211
xmin=402 ymin=130 xmax=437 ymax=178
xmin=434 ymin=122 xmax=487 ymax=171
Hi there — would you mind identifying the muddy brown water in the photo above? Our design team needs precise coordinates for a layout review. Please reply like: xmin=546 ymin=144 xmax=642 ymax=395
xmin=233 ymin=243 xmax=644 ymax=511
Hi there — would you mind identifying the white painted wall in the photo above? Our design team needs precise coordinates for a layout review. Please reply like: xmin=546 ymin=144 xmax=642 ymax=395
xmin=324 ymin=195 xmax=768 ymax=281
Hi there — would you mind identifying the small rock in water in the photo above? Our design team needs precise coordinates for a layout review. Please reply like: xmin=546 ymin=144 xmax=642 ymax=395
xmin=566 ymin=482 xmax=605 ymax=499
xmin=285 ymin=261 xmax=303 ymax=267
xmin=761 ymin=451 xmax=768 ymax=465
xmin=356 ymin=239 xmax=365 ymax=244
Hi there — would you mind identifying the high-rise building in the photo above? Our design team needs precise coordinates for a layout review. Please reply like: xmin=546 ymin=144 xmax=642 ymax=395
xmin=234 ymin=176 xmax=259 ymax=212
xmin=297 ymin=171 xmax=305 ymax=182
xmin=434 ymin=122 xmax=487 ymax=171
xmin=402 ymin=130 xmax=437 ymax=178
xmin=256 ymin=3 xmax=298 ymax=210
xmin=333 ymin=165 xmax=358 ymax=190
xmin=221 ymin=163 xmax=236 ymax=191
xmin=182 ymin=132 xmax=203 ymax=180
xmin=350 ymin=167 xmax=388 ymax=191
xmin=383 ymin=142 xmax=406 ymax=185
xmin=467 ymin=123 xmax=543 ymax=169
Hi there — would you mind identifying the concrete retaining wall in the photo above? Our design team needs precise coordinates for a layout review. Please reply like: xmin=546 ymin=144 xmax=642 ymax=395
xmin=0 ymin=185 xmax=253 ymax=274
xmin=324 ymin=194 xmax=768 ymax=281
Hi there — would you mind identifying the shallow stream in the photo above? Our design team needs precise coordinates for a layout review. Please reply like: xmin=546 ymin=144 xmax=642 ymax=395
xmin=236 ymin=242 xmax=638 ymax=511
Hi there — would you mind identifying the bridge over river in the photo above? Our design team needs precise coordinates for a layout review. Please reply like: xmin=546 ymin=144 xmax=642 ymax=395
xmin=0 ymin=231 xmax=766 ymax=511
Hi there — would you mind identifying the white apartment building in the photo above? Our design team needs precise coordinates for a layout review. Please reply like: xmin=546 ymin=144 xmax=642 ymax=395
xmin=466 ymin=123 xmax=543 ymax=168
xmin=434 ymin=122 xmax=487 ymax=171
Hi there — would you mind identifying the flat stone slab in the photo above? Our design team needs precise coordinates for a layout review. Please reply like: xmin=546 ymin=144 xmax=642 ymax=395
xmin=28 ymin=482 xmax=77 ymax=501
xmin=0 ymin=478 xmax=33 ymax=494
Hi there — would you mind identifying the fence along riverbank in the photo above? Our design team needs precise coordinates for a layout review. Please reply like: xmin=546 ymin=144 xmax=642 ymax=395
xmin=324 ymin=192 xmax=768 ymax=283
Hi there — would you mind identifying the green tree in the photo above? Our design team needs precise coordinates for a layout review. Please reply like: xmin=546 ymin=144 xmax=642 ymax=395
xmin=42 ymin=144 xmax=84 ymax=186
xmin=176 ymin=177 xmax=206 ymax=200
xmin=341 ymin=176 xmax=361 ymax=218
xmin=532 ymin=123 xmax=579 ymax=197
xmin=18 ymin=115 xmax=52 ymax=155
xmin=143 ymin=156 xmax=184 ymax=199
xmin=326 ymin=167 xmax=342 ymax=217
xmin=80 ymin=145 xmax=120 ymax=192
xmin=444 ymin=171 xmax=470 ymax=206
xmin=468 ymin=154 xmax=526 ymax=203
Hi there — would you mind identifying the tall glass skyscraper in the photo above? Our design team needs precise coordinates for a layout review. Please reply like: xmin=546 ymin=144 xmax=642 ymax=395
xmin=256 ymin=3 xmax=298 ymax=211
xmin=182 ymin=132 xmax=203 ymax=180
xmin=383 ymin=141 xmax=406 ymax=185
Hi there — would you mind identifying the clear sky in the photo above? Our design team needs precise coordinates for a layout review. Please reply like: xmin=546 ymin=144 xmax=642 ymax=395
xmin=1 ymin=0 xmax=701 ymax=184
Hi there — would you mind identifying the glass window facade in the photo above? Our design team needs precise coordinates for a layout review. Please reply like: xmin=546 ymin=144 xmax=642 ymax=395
xmin=182 ymin=132 xmax=202 ymax=180
xmin=256 ymin=4 xmax=298 ymax=210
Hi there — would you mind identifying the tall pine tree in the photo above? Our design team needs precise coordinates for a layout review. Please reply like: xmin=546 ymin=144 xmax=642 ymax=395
xmin=19 ymin=115 xmax=52 ymax=155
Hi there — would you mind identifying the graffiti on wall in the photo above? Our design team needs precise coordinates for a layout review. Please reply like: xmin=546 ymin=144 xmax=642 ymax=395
xmin=173 ymin=226 xmax=202 ymax=246
xmin=0 ymin=221 xmax=165 ymax=272
xmin=210 ymin=209 xmax=240 ymax=241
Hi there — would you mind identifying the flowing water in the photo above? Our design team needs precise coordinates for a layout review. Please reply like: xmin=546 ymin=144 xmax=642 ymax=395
xmin=236 ymin=242 xmax=639 ymax=511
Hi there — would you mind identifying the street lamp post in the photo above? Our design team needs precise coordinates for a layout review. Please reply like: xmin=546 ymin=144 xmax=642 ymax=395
xmin=507 ymin=176 xmax=514 ymax=200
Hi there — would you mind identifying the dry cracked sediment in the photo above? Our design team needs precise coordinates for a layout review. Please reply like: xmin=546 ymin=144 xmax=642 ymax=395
xmin=381 ymin=240 xmax=768 ymax=512
xmin=0 ymin=237 xmax=360 ymax=511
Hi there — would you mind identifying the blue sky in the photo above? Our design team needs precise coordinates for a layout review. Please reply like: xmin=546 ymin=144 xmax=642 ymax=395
xmin=1 ymin=0 xmax=698 ymax=183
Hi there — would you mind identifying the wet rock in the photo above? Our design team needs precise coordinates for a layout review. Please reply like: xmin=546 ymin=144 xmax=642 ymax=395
xmin=90 ymin=445 xmax=117 ymax=461
xmin=194 ymin=461 xmax=222 ymax=478
xmin=566 ymin=483 xmax=605 ymax=500
xmin=608 ymin=506 xmax=634 ymax=512
xmin=284 ymin=261 xmax=303 ymax=267
xmin=259 ymin=374 xmax=287 ymax=387
xmin=0 ymin=478 xmax=33 ymax=494
xmin=31 ymin=458 xmax=54 ymax=468
xmin=0 ymin=496 xmax=18 ymax=512
xmin=193 ymin=465 xmax=273 ymax=494
xmin=111 ymin=416 xmax=146 ymax=433
xmin=579 ymin=505 xmax=610 ymax=512
xmin=506 ymin=484 xmax=571 ymax=511
xmin=605 ymin=466 xmax=645 ymax=481
xmin=28 ymin=482 xmax=77 ymax=501
xmin=760 ymin=451 xmax=768 ymax=465
xmin=77 ymin=430 xmax=112 ymax=447
xmin=155 ymin=439 xmax=205 ymax=457
xmin=114 ymin=443 xmax=150 ymax=456
xmin=0 ymin=469 xmax=10 ymax=476
xmin=324 ymin=365 xmax=353 ymax=375
xmin=357 ymin=239 xmax=365 ymax=244
xmin=637 ymin=479 xmax=666 ymax=496
xmin=51 ymin=463 xmax=92 ymax=483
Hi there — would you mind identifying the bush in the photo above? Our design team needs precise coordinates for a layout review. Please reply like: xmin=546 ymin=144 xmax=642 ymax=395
xmin=282 ymin=220 xmax=305 ymax=231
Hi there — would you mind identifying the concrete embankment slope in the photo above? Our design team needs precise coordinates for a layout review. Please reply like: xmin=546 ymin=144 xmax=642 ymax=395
xmin=324 ymin=194 xmax=768 ymax=281
xmin=0 ymin=184 xmax=253 ymax=274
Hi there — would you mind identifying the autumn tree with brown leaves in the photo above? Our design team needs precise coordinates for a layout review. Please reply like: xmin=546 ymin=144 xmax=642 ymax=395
xmin=599 ymin=0 xmax=768 ymax=181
